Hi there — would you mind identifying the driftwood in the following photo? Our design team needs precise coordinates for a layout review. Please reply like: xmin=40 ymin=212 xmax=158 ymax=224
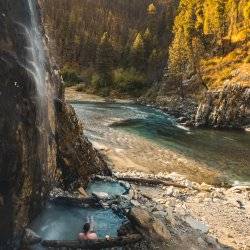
xmin=42 ymin=234 xmax=142 ymax=249
xmin=117 ymin=176 xmax=188 ymax=189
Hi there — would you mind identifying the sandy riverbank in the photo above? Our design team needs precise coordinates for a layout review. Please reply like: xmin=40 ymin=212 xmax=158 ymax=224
xmin=65 ymin=86 xmax=133 ymax=103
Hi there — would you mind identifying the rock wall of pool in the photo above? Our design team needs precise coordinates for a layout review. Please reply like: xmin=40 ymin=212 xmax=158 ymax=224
xmin=26 ymin=177 xmax=133 ymax=249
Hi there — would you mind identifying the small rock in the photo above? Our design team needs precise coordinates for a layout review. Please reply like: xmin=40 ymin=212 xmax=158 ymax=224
xmin=166 ymin=186 xmax=174 ymax=196
xmin=133 ymin=189 xmax=138 ymax=200
xmin=175 ymin=205 xmax=187 ymax=216
xmin=92 ymin=192 xmax=109 ymax=200
xmin=131 ymin=199 xmax=140 ymax=207
xmin=172 ymin=189 xmax=180 ymax=198
xmin=164 ymin=198 xmax=176 ymax=207
xmin=198 ymin=237 xmax=207 ymax=248
xmin=200 ymin=182 xmax=213 ymax=192
xmin=155 ymin=204 xmax=164 ymax=211
xmin=153 ymin=211 xmax=167 ymax=217
xmin=184 ymin=216 xmax=209 ymax=233
xmin=78 ymin=187 xmax=89 ymax=198
xmin=23 ymin=228 xmax=41 ymax=245
xmin=205 ymin=235 xmax=219 ymax=247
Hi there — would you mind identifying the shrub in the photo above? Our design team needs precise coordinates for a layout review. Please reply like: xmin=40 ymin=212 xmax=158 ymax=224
xmin=61 ymin=65 xmax=81 ymax=85
xmin=76 ymin=84 xmax=86 ymax=92
xmin=91 ymin=73 xmax=111 ymax=96
xmin=113 ymin=68 xmax=146 ymax=95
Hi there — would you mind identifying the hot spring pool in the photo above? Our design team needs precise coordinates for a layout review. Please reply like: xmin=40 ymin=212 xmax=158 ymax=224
xmin=86 ymin=180 xmax=127 ymax=196
xmin=30 ymin=203 xmax=125 ymax=241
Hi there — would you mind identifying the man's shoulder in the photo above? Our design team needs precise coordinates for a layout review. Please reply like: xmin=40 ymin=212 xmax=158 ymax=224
xmin=89 ymin=232 xmax=98 ymax=239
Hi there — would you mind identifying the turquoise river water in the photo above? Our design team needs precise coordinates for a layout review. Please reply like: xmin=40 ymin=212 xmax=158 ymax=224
xmin=72 ymin=101 xmax=250 ymax=184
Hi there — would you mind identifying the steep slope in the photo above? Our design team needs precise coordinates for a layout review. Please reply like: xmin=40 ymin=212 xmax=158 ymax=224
xmin=0 ymin=0 xmax=109 ymax=248
xmin=143 ymin=0 xmax=250 ymax=129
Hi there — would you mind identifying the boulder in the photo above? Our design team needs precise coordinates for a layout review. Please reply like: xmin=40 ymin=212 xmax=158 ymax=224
xmin=128 ymin=207 xmax=171 ymax=241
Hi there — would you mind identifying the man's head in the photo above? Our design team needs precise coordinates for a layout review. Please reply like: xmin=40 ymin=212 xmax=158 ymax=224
xmin=83 ymin=222 xmax=90 ymax=233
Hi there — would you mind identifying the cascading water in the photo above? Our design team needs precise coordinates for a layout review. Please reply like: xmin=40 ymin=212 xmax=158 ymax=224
xmin=26 ymin=0 xmax=46 ymax=98
xmin=16 ymin=0 xmax=51 ymax=186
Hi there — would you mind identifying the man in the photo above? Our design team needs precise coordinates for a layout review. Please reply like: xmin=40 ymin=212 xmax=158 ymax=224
xmin=78 ymin=222 xmax=98 ymax=240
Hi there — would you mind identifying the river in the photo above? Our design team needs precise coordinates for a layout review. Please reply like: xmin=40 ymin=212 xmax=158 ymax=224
xmin=72 ymin=101 xmax=250 ymax=185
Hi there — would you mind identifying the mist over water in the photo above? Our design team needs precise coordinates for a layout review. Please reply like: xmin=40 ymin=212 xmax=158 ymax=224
xmin=72 ymin=101 xmax=250 ymax=183
xmin=31 ymin=203 xmax=125 ymax=241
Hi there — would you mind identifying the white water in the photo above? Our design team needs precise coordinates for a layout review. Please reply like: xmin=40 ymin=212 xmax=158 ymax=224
xmin=26 ymin=0 xmax=46 ymax=98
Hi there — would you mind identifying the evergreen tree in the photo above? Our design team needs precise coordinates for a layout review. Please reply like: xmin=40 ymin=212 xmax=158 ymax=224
xmin=148 ymin=49 xmax=164 ymax=81
xmin=131 ymin=33 xmax=146 ymax=72
xmin=143 ymin=28 xmax=154 ymax=60
xmin=95 ymin=32 xmax=114 ymax=89
xmin=147 ymin=3 xmax=156 ymax=15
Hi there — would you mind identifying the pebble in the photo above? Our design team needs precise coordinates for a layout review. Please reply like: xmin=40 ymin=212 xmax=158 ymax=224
xmin=165 ymin=198 xmax=176 ymax=207
xmin=92 ymin=191 xmax=109 ymax=200
xmin=131 ymin=199 xmax=140 ymax=207
xmin=205 ymin=235 xmax=219 ymax=246
xmin=155 ymin=204 xmax=164 ymax=211
xmin=197 ymin=237 xmax=207 ymax=247
xmin=166 ymin=186 xmax=174 ymax=196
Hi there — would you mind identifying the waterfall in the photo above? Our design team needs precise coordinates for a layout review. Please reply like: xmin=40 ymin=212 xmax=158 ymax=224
xmin=24 ymin=0 xmax=46 ymax=98
xmin=18 ymin=0 xmax=50 ymax=176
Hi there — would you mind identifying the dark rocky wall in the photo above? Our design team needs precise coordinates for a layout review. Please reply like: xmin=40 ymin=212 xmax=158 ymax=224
xmin=195 ymin=84 xmax=250 ymax=129
xmin=0 ymin=1 xmax=54 ymax=247
xmin=0 ymin=0 xmax=109 ymax=248
xmin=55 ymin=101 xmax=111 ymax=189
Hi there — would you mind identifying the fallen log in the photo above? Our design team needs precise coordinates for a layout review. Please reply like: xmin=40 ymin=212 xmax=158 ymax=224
xmin=117 ymin=176 xmax=188 ymax=189
xmin=42 ymin=234 xmax=142 ymax=249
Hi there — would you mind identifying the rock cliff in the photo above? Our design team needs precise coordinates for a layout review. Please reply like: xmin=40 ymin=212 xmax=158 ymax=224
xmin=0 ymin=0 xmax=109 ymax=248
xmin=141 ymin=74 xmax=250 ymax=129
xmin=195 ymin=84 xmax=250 ymax=129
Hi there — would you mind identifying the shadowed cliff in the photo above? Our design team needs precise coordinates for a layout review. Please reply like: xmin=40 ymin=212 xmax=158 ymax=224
xmin=0 ymin=0 xmax=110 ymax=248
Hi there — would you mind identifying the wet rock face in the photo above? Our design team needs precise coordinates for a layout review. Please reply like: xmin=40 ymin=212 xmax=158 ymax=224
xmin=195 ymin=84 xmax=250 ymax=129
xmin=0 ymin=1 xmax=54 ymax=247
xmin=55 ymin=102 xmax=111 ymax=189
xmin=0 ymin=0 xmax=109 ymax=248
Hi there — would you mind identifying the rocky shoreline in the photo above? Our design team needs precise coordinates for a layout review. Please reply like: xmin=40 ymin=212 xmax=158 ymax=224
xmin=139 ymin=84 xmax=250 ymax=131
xmin=24 ymin=171 xmax=250 ymax=249
xmin=113 ymin=170 xmax=250 ymax=250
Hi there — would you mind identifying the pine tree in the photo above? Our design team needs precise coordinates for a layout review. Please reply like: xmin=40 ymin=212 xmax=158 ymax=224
xmin=131 ymin=33 xmax=146 ymax=72
xmin=95 ymin=32 xmax=114 ymax=88
xmin=143 ymin=28 xmax=154 ymax=60
xmin=148 ymin=49 xmax=164 ymax=81
xmin=147 ymin=3 xmax=157 ymax=15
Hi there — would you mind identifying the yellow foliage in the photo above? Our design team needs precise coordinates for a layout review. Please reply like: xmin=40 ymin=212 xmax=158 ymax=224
xmin=132 ymin=33 xmax=144 ymax=50
xmin=147 ymin=3 xmax=156 ymax=15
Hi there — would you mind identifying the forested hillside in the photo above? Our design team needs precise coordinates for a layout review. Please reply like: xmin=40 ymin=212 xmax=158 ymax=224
xmin=42 ymin=0 xmax=177 ymax=96
xmin=168 ymin=0 xmax=250 ymax=93
xmin=43 ymin=0 xmax=249 ymax=98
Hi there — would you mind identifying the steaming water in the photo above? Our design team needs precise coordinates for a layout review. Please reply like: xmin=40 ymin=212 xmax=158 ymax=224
xmin=72 ymin=101 xmax=250 ymax=183
xmin=86 ymin=181 xmax=127 ymax=196
xmin=31 ymin=203 xmax=125 ymax=240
